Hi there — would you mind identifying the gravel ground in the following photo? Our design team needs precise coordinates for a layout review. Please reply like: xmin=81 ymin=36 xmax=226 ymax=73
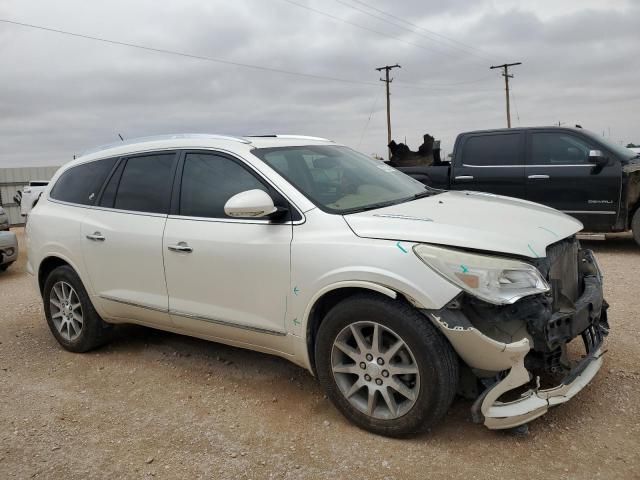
xmin=1 ymin=228 xmax=639 ymax=479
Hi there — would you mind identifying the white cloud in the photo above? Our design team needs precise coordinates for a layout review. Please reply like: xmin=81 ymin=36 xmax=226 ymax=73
xmin=0 ymin=0 xmax=639 ymax=166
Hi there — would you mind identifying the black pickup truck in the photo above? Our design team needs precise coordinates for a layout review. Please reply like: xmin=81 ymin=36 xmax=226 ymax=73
xmin=396 ymin=127 xmax=640 ymax=244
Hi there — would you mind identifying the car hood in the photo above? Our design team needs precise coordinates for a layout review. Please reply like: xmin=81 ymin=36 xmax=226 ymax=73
xmin=343 ymin=191 xmax=583 ymax=259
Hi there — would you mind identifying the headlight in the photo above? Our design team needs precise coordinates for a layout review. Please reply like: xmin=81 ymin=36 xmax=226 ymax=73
xmin=414 ymin=244 xmax=550 ymax=305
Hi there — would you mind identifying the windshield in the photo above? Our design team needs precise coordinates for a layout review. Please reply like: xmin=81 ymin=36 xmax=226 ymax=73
xmin=580 ymin=129 xmax=637 ymax=161
xmin=252 ymin=145 xmax=432 ymax=213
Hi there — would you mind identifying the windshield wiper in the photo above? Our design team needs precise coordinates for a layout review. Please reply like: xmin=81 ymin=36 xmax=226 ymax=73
xmin=413 ymin=190 xmax=433 ymax=199
xmin=341 ymin=199 xmax=408 ymax=214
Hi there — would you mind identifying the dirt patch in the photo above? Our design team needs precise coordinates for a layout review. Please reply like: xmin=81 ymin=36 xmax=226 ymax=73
xmin=1 ymin=228 xmax=639 ymax=479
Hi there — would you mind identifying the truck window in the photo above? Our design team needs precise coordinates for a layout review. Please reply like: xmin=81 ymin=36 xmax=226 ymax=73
xmin=461 ymin=134 xmax=522 ymax=166
xmin=530 ymin=132 xmax=592 ymax=165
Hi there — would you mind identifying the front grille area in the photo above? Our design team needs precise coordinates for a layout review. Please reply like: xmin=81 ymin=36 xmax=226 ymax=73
xmin=458 ymin=235 xmax=607 ymax=380
xmin=547 ymin=237 xmax=580 ymax=307
xmin=524 ymin=236 xmax=608 ymax=376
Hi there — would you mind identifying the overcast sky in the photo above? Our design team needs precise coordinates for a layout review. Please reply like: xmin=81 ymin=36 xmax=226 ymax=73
xmin=0 ymin=0 xmax=638 ymax=167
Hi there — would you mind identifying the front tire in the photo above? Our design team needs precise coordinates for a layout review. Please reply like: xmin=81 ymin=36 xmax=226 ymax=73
xmin=315 ymin=293 xmax=458 ymax=437
xmin=43 ymin=265 xmax=112 ymax=352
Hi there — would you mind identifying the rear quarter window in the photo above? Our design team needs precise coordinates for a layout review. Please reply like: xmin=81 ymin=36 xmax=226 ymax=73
xmin=50 ymin=158 xmax=117 ymax=205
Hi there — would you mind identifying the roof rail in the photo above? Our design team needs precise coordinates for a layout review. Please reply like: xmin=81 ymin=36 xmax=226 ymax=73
xmin=247 ymin=134 xmax=332 ymax=142
xmin=81 ymin=133 xmax=251 ymax=156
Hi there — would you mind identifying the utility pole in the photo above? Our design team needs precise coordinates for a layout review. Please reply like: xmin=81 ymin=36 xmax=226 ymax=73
xmin=376 ymin=64 xmax=401 ymax=159
xmin=490 ymin=62 xmax=521 ymax=128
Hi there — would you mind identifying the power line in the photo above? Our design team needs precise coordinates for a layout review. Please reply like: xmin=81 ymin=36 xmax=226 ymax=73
xmin=510 ymin=84 xmax=521 ymax=125
xmin=280 ymin=0 xmax=451 ymax=57
xmin=394 ymin=73 xmax=497 ymax=89
xmin=345 ymin=0 xmax=498 ymax=63
xmin=0 ymin=18 xmax=382 ymax=87
xmin=0 ymin=18 xmax=498 ymax=93
xmin=334 ymin=0 xmax=495 ymax=65
xmin=357 ymin=88 xmax=381 ymax=148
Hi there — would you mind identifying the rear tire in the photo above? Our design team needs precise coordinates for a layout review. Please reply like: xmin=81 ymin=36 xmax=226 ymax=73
xmin=632 ymin=209 xmax=640 ymax=247
xmin=43 ymin=265 xmax=112 ymax=352
xmin=315 ymin=293 xmax=458 ymax=437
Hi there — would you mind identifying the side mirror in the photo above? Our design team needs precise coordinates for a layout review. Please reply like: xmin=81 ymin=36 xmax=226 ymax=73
xmin=588 ymin=150 xmax=608 ymax=173
xmin=588 ymin=150 xmax=608 ymax=165
xmin=224 ymin=189 xmax=278 ymax=218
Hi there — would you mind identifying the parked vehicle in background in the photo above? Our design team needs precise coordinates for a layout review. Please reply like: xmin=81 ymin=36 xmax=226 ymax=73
xmin=0 ymin=231 xmax=18 ymax=271
xmin=20 ymin=181 xmax=49 ymax=217
xmin=0 ymin=207 xmax=9 ymax=231
xmin=394 ymin=127 xmax=640 ymax=245
xmin=629 ymin=147 xmax=640 ymax=155
xmin=27 ymin=134 xmax=608 ymax=436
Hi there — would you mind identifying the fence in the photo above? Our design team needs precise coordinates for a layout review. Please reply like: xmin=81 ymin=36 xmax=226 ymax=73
xmin=0 ymin=166 xmax=60 ymax=226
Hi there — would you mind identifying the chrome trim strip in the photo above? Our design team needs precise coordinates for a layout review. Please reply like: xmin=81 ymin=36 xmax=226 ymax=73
xmin=462 ymin=164 xmax=592 ymax=168
xmin=166 ymin=214 xmax=302 ymax=226
xmin=170 ymin=310 xmax=287 ymax=336
xmin=49 ymin=199 xmax=169 ymax=218
xmin=561 ymin=210 xmax=616 ymax=215
xmin=48 ymin=147 xmax=306 ymax=225
xmin=99 ymin=295 xmax=168 ymax=313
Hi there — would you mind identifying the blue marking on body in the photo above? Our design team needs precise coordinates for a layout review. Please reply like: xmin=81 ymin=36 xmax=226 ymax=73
xmin=528 ymin=244 xmax=540 ymax=258
xmin=538 ymin=226 xmax=558 ymax=237
xmin=396 ymin=242 xmax=408 ymax=253
xmin=293 ymin=286 xmax=300 ymax=296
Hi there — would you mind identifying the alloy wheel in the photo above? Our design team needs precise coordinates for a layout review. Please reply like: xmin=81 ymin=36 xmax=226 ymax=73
xmin=50 ymin=281 xmax=83 ymax=342
xmin=331 ymin=321 xmax=420 ymax=420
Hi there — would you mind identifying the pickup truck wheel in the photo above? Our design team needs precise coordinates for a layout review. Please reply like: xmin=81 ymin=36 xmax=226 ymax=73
xmin=43 ymin=265 xmax=112 ymax=352
xmin=315 ymin=293 xmax=458 ymax=437
xmin=632 ymin=209 xmax=640 ymax=247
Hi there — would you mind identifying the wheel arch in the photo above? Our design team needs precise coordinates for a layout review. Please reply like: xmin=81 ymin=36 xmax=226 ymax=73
xmin=37 ymin=255 xmax=81 ymax=295
xmin=303 ymin=281 xmax=410 ymax=375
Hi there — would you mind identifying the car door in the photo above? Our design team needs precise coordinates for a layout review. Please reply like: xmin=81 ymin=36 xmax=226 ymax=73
xmin=163 ymin=151 xmax=292 ymax=340
xmin=525 ymin=130 xmax=621 ymax=231
xmin=450 ymin=131 xmax=526 ymax=198
xmin=81 ymin=152 xmax=178 ymax=326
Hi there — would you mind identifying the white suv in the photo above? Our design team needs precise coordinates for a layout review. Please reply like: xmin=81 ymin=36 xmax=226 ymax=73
xmin=27 ymin=134 xmax=609 ymax=436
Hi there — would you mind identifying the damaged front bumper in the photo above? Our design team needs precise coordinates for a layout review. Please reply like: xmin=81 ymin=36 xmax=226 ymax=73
xmin=424 ymin=247 xmax=608 ymax=430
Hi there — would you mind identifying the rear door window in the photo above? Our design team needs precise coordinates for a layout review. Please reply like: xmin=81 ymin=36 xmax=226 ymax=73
xmin=50 ymin=158 xmax=117 ymax=205
xmin=113 ymin=154 xmax=176 ymax=214
xmin=461 ymin=134 xmax=523 ymax=166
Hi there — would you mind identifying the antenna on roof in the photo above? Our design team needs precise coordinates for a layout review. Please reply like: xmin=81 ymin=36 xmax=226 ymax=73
xmin=118 ymin=133 xmax=124 ymax=141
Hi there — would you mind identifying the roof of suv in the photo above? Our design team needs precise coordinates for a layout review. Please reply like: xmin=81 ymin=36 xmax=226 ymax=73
xmin=76 ymin=134 xmax=335 ymax=163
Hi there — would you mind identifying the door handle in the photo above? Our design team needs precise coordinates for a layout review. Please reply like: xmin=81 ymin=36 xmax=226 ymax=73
xmin=86 ymin=232 xmax=105 ymax=241
xmin=167 ymin=242 xmax=193 ymax=253
xmin=454 ymin=175 xmax=474 ymax=181
xmin=528 ymin=175 xmax=550 ymax=179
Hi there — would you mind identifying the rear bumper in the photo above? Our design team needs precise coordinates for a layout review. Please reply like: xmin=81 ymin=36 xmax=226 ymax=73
xmin=424 ymin=262 xmax=608 ymax=430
